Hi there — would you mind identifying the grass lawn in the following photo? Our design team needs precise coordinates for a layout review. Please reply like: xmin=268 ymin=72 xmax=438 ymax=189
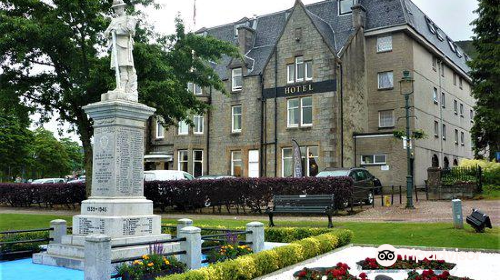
xmin=474 ymin=185 xmax=500 ymax=200
xmin=1 ymin=213 xmax=498 ymax=250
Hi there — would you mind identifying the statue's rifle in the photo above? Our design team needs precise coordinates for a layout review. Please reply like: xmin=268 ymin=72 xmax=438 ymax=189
xmin=112 ymin=30 xmax=121 ymax=90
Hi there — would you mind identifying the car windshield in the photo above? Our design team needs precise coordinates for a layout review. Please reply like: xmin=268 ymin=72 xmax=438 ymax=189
xmin=32 ymin=179 xmax=45 ymax=184
xmin=316 ymin=170 xmax=350 ymax=177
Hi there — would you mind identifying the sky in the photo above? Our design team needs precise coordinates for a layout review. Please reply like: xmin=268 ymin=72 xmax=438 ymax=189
xmin=36 ymin=0 xmax=478 ymax=143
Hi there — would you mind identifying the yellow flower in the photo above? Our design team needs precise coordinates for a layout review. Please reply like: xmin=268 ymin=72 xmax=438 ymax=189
xmin=164 ymin=260 xmax=170 ymax=265
xmin=133 ymin=260 xmax=141 ymax=265
xmin=142 ymin=255 xmax=149 ymax=260
xmin=147 ymin=263 xmax=154 ymax=267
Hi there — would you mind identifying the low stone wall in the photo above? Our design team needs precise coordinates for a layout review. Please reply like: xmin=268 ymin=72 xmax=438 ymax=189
xmin=427 ymin=168 xmax=476 ymax=200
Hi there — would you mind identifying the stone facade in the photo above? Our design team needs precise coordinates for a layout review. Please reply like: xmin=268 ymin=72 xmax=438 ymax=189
xmin=145 ymin=0 xmax=474 ymax=187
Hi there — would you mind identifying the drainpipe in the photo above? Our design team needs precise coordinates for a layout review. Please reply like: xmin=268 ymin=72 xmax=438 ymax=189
xmin=438 ymin=61 xmax=444 ymax=166
xmin=206 ymin=86 xmax=212 ymax=175
xmin=259 ymin=73 xmax=265 ymax=177
xmin=339 ymin=63 xmax=345 ymax=168
xmin=274 ymin=46 xmax=278 ymax=177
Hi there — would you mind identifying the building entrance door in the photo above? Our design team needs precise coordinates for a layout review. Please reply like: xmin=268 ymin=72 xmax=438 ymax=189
xmin=248 ymin=150 xmax=259 ymax=178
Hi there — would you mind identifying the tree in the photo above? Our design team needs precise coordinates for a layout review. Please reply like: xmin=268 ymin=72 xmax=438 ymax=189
xmin=0 ymin=109 xmax=33 ymax=181
xmin=468 ymin=0 xmax=500 ymax=159
xmin=60 ymin=138 xmax=84 ymax=174
xmin=30 ymin=128 xmax=71 ymax=178
xmin=0 ymin=1 xmax=239 ymax=194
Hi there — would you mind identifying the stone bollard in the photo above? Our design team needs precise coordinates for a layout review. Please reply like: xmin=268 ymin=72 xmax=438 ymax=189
xmin=49 ymin=219 xmax=67 ymax=244
xmin=178 ymin=226 xmax=201 ymax=270
xmin=246 ymin=222 xmax=265 ymax=253
xmin=452 ymin=199 xmax=464 ymax=229
xmin=176 ymin=218 xmax=193 ymax=236
xmin=84 ymin=234 xmax=111 ymax=280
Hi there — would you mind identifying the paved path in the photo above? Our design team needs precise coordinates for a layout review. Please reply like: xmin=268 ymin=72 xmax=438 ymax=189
xmin=1 ymin=199 xmax=499 ymax=225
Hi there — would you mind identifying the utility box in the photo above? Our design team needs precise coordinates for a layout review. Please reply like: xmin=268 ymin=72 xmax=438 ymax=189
xmin=452 ymin=199 xmax=464 ymax=229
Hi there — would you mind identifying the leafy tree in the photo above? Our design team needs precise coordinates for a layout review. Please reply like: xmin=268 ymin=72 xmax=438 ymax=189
xmin=468 ymin=0 xmax=500 ymax=159
xmin=60 ymin=138 xmax=84 ymax=174
xmin=0 ymin=1 xmax=239 ymax=194
xmin=30 ymin=128 xmax=71 ymax=178
xmin=0 ymin=109 xmax=33 ymax=181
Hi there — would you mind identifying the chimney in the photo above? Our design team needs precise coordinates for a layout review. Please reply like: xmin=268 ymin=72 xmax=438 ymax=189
xmin=352 ymin=3 xmax=366 ymax=29
xmin=237 ymin=25 xmax=256 ymax=54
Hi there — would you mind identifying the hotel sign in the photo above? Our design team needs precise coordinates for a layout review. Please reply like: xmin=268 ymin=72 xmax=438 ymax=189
xmin=262 ymin=79 xmax=336 ymax=99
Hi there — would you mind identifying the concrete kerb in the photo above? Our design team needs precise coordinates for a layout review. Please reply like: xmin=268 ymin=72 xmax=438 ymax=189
xmin=49 ymin=219 xmax=67 ymax=244
xmin=84 ymin=234 xmax=112 ymax=280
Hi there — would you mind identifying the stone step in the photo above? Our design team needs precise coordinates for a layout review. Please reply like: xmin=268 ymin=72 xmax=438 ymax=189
xmin=33 ymin=252 xmax=84 ymax=270
xmin=62 ymin=234 xmax=172 ymax=247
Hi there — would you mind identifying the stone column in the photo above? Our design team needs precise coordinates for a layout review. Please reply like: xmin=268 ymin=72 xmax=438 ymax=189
xmin=84 ymin=234 xmax=111 ymax=280
xmin=246 ymin=222 xmax=265 ymax=253
xmin=427 ymin=167 xmax=442 ymax=199
xmin=49 ymin=219 xmax=67 ymax=244
xmin=176 ymin=218 xmax=193 ymax=236
xmin=178 ymin=226 xmax=201 ymax=270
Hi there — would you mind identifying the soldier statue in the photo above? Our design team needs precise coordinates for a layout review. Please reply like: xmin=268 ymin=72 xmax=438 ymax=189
xmin=105 ymin=0 xmax=138 ymax=101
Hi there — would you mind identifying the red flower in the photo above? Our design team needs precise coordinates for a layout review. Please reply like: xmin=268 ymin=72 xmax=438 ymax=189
xmin=397 ymin=255 xmax=403 ymax=261
xmin=359 ymin=272 xmax=368 ymax=279
xmin=431 ymin=277 xmax=438 ymax=280
xmin=298 ymin=270 xmax=307 ymax=277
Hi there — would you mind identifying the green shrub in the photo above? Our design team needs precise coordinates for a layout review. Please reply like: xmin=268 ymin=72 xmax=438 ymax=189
xmin=265 ymin=227 xmax=334 ymax=243
xmin=157 ymin=229 xmax=353 ymax=280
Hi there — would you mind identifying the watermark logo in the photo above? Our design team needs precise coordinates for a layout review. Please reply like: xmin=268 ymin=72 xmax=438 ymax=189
xmin=376 ymin=244 xmax=397 ymax=267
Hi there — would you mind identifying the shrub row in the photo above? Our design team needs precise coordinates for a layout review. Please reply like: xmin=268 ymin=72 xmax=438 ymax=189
xmin=0 ymin=183 xmax=86 ymax=208
xmin=146 ymin=177 xmax=353 ymax=212
xmin=158 ymin=229 xmax=353 ymax=280
xmin=0 ymin=177 xmax=353 ymax=211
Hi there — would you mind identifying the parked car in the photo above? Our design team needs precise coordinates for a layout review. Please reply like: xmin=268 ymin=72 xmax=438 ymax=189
xmin=143 ymin=170 xmax=194 ymax=181
xmin=31 ymin=178 xmax=66 ymax=184
xmin=316 ymin=167 xmax=382 ymax=207
xmin=67 ymin=176 xmax=86 ymax=184
xmin=196 ymin=175 xmax=235 ymax=180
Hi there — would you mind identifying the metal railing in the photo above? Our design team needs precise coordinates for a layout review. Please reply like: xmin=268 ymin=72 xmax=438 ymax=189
xmin=0 ymin=227 xmax=62 ymax=260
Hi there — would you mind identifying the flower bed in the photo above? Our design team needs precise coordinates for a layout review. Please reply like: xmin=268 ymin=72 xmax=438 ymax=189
xmin=206 ymin=244 xmax=253 ymax=263
xmin=406 ymin=270 xmax=472 ymax=280
xmin=358 ymin=255 xmax=455 ymax=271
xmin=157 ymin=229 xmax=353 ymax=280
xmin=294 ymin=263 xmax=369 ymax=280
xmin=117 ymin=254 xmax=185 ymax=280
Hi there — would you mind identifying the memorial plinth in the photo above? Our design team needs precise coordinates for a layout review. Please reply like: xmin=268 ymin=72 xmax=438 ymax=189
xmin=33 ymin=95 xmax=176 ymax=270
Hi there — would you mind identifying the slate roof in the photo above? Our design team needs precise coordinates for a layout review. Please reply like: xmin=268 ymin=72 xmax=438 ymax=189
xmin=198 ymin=0 xmax=470 ymax=80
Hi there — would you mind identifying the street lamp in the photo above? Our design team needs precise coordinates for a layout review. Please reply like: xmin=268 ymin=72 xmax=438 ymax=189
xmin=399 ymin=70 xmax=415 ymax=209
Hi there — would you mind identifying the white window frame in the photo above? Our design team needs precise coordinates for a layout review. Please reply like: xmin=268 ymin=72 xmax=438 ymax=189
xmin=377 ymin=35 xmax=393 ymax=52
xmin=287 ymin=98 xmax=300 ymax=128
xmin=281 ymin=148 xmax=293 ymax=177
xmin=303 ymin=146 xmax=319 ymax=177
xmin=178 ymin=150 xmax=189 ymax=172
xmin=156 ymin=119 xmax=164 ymax=139
xmin=433 ymin=88 xmax=438 ymax=104
xmin=231 ymin=105 xmax=242 ymax=133
xmin=442 ymin=124 xmax=447 ymax=140
xmin=378 ymin=110 xmax=395 ymax=128
xmin=361 ymin=154 xmax=387 ymax=165
xmin=461 ymin=132 xmax=465 ymax=146
xmin=231 ymin=151 xmax=243 ymax=177
xmin=300 ymin=96 xmax=313 ymax=127
xmin=231 ymin=68 xmax=242 ymax=91
xmin=193 ymin=150 xmax=203 ymax=177
xmin=454 ymin=129 xmax=459 ymax=145
xmin=287 ymin=64 xmax=295 ymax=84
xmin=441 ymin=92 xmax=446 ymax=108
xmin=339 ymin=0 xmax=354 ymax=15
xmin=178 ymin=120 xmax=189 ymax=135
xmin=305 ymin=61 xmax=313 ymax=81
xmin=434 ymin=121 xmax=439 ymax=137
xmin=295 ymin=56 xmax=305 ymax=82
xmin=194 ymin=84 xmax=203 ymax=95
xmin=193 ymin=115 xmax=204 ymax=135
xmin=377 ymin=71 xmax=394 ymax=89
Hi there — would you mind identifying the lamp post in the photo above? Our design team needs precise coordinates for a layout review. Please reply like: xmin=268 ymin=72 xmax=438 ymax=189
xmin=399 ymin=70 xmax=415 ymax=209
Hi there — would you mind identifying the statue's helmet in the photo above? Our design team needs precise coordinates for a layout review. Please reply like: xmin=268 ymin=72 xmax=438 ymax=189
xmin=112 ymin=0 xmax=126 ymax=8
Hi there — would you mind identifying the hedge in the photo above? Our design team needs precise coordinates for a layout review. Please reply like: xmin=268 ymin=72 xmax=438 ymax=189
xmin=0 ymin=177 xmax=353 ymax=211
xmin=157 ymin=229 xmax=353 ymax=280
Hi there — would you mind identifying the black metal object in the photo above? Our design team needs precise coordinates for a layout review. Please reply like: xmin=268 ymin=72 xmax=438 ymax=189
xmin=111 ymin=237 xmax=186 ymax=249
xmin=266 ymin=194 xmax=335 ymax=228
xmin=0 ymin=228 xmax=53 ymax=234
xmin=201 ymin=231 xmax=249 ymax=239
xmin=0 ymin=238 xmax=52 ymax=246
xmin=466 ymin=209 xmax=492 ymax=233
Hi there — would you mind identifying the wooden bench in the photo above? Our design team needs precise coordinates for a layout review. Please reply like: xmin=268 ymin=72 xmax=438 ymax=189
xmin=265 ymin=194 xmax=335 ymax=228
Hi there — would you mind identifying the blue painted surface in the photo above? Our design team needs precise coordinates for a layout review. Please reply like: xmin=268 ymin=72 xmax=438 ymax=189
xmin=0 ymin=258 xmax=83 ymax=280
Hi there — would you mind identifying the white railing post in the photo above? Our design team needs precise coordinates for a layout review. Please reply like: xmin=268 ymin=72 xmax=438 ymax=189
xmin=177 ymin=218 xmax=193 ymax=236
xmin=84 ymin=234 xmax=111 ymax=280
xmin=178 ymin=226 xmax=201 ymax=270
xmin=49 ymin=219 xmax=67 ymax=244
xmin=246 ymin=222 xmax=265 ymax=253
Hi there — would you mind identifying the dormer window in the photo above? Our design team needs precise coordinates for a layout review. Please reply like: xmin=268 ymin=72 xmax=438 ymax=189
xmin=436 ymin=29 xmax=445 ymax=41
xmin=447 ymin=37 xmax=457 ymax=53
xmin=426 ymin=17 xmax=436 ymax=34
xmin=232 ymin=68 xmax=243 ymax=91
xmin=234 ymin=21 xmax=249 ymax=37
xmin=187 ymin=82 xmax=203 ymax=95
xmin=339 ymin=0 xmax=354 ymax=15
